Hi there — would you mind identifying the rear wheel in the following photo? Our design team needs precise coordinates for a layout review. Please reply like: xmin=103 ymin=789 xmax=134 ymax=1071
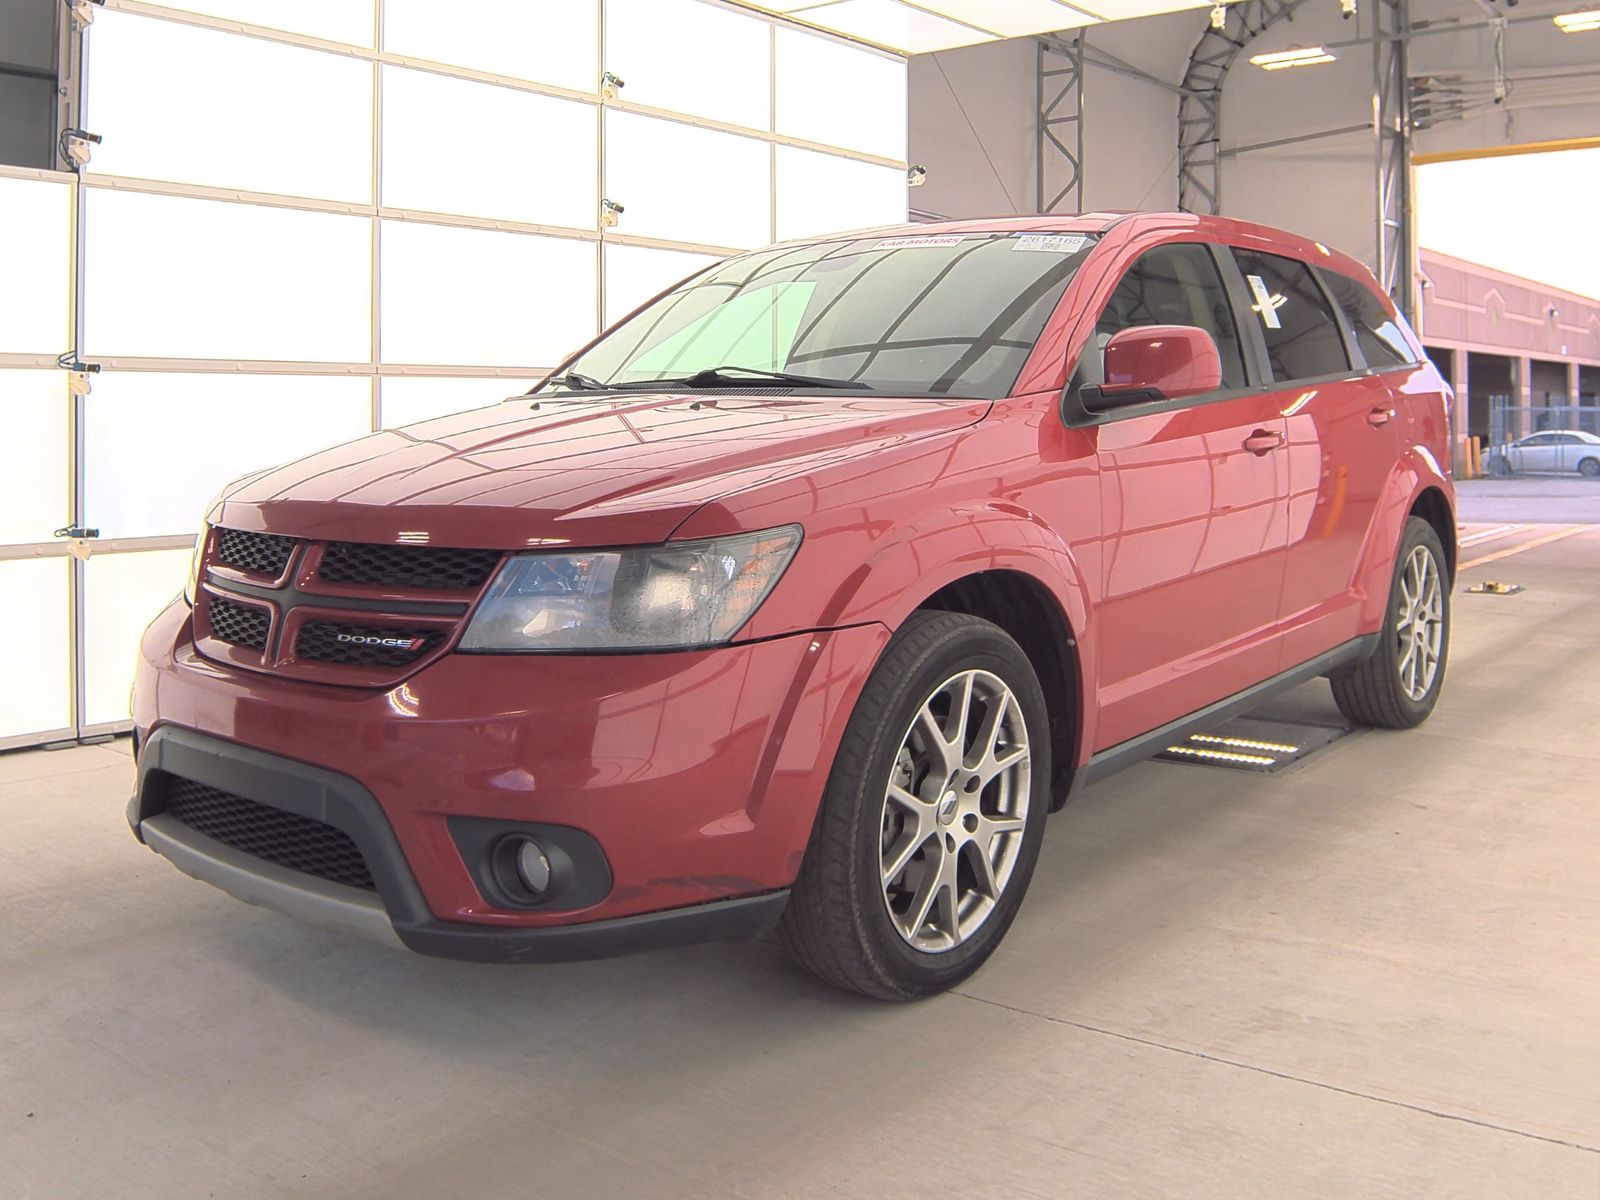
xmin=778 ymin=611 xmax=1051 ymax=1000
xmin=1578 ymin=457 xmax=1600 ymax=479
xmin=1329 ymin=515 xmax=1450 ymax=729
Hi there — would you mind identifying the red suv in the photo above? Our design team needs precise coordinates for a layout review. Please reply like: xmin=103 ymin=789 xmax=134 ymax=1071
xmin=129 ymin=213 xmax=1455 ymax=999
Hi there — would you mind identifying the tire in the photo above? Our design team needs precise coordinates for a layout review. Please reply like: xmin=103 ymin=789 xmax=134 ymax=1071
xmin=778 ymin=611 xmax=1052 ymax=1000
xmin=1329 ymin=515 xmax=1450 ymax=729
xmin=1578 ymin=457 xmax=1600 ymax=479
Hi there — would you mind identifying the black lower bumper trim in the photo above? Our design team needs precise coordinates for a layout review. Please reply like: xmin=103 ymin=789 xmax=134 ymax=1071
xmin=131 ymin=725 xmax=788 ymax=964
xmin=392 ymin=890 xmax=788 ymax=964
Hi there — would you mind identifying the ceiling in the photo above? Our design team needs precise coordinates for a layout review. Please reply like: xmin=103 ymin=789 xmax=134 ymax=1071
xmin=737 ymin=0 xmax=1219 ymax=53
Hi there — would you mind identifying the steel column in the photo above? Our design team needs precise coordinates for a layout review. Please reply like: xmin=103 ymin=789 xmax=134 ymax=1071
xmin=1036 ymin=34 xmax=1084 ymax=214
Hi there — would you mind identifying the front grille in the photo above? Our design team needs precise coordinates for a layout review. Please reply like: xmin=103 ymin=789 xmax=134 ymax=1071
xmin=295 ymin=621 xmax=439 ymax=668
xmin=215 ymin=528 xmax=297 ymax=577
xmin=317 ymin=541 xmax=500 ymax=591
xmin=206 ymin=595 xmax=271 ymax=651
xmin=163 ymin=777 xmax=375 ymax=891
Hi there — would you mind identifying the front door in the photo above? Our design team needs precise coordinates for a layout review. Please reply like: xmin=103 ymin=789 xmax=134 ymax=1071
xmin=1086 ymin=243 xmax=1290 ymax=750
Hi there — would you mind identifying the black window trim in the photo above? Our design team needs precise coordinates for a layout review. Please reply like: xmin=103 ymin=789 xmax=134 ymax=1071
xmin=1060 ymin=240 xmax=1267 ymax=429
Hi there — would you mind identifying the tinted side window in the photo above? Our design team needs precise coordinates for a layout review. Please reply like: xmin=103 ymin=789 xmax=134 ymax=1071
xmin=1320 ymin=269 xmax=1417 ymax=368
xmin=1232 ymin=249 xmax=1351 ymax=382
xmin=1094 ymin=244 xmax=1247 ymax=391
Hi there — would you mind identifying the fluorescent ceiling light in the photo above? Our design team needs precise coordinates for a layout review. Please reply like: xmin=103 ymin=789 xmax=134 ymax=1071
xmin=914 ymin=0 xmax=1099 ymax=37
xmin=1249 ymin=46 xmax=1337 ymax=70
xmin=1553 ymin=8 xmax=1600 ymax=30
xmin=786 ymin=0 xmax=998 ymax=52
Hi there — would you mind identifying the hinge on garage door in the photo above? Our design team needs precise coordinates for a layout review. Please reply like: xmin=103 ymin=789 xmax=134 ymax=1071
xmin=56 ymin=350 xmax=98 ymax=397
xmin=66 ymin=0 xmax=105 ymax=30
xmin=53 ymin=525 xmax=100 ymax=560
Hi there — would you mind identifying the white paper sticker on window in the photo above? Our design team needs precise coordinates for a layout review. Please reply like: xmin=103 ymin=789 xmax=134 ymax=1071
xmin=1246 ymin=273 xmax=1285 ymax=330
xmin=1013 ymin=234 xmax=1086 ymax=254
xmin=874 ymin=235 xmax=964 ymax=249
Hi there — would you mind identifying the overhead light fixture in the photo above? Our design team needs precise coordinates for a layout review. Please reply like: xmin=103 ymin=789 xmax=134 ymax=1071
xmin=1249 ymin=46 xmax=1338 ymax=69
xmin=1210 ymin=3 xmax=1226 ymax=29
xmin=1554 ymin=8 xmax=1600 ymax=30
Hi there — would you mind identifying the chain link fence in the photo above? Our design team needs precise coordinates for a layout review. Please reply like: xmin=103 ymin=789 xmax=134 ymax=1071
xmin=1485 ymin=398 xmax=1600 ymax=478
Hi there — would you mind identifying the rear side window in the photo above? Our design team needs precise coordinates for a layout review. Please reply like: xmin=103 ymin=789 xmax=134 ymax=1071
xmin=1231 ymin=249 xmax=1351 ymax=382
xmin=1320 ymin=269 xmax=1417 ymax=368
xmin=1093 ymin=243 xmax=1247 ymax=391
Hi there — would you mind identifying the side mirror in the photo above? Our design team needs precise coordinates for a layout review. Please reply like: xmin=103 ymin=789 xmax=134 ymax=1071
xmin=1095 ymin=324 xmax=1223 ymax=409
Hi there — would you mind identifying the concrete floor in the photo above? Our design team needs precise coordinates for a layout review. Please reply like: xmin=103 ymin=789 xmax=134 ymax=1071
xmin=4 ymin=528 xmax=1600 ymax=1199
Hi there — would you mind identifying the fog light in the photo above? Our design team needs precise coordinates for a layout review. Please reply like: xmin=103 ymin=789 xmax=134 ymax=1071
xmin=515 ymin=839 xmax=552 ymax=896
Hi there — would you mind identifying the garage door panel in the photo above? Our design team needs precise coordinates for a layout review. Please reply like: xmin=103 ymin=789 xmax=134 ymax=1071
xmin=380 ymin=221 xmax=597 ymax=367
xmin=83 ymin=549 xmax=192 ymax=728
xmin=380 ymin=66 xmax=596 ymax=229
xmin=605 ymin=0 xmax=771 ymax=130
xmin=0 ymin=559 xmax=73 ymax=744
xmin=87 ymin=10 xmax=374 ymax=203
xmin=0 ymin=175 xmax=71 ymax=356
xmin=775 ymin=28 xmax=906 ymax=160
xmin=143 ymin=0 xmax=376 ymax=47
xmin=0 ymin=370 xmax=69 ymax=546
xmin=82 ymin=189 xmax=371 ymax=363
xmin=382 ymin=0 xmax=597 ymax=93
xmin=604 ymin=113 xmax=771 ymax=249
xmin=83 ymin=373 xmax=373 ymax=539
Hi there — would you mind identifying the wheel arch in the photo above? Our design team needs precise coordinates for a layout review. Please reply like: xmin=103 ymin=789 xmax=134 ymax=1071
xmin=1409 ymin=484 xmax=1457 ymax=584
xmin=913 ymin=569 xmax=1084 ymax=811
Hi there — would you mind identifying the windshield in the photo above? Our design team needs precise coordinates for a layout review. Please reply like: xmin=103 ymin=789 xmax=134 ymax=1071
xmin=549 ymin=232 xmax=1098 ymax=399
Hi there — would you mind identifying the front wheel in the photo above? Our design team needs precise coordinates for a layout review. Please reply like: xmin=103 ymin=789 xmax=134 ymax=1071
xmin=1329 ymin=515 xmax=1450 ymax=729
xmin=778 ymin=611 xmax=1051 ymax=1000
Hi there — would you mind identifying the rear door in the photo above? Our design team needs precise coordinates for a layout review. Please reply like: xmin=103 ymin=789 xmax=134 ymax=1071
xmin=1085 ymin=242 xmax=1290 ymax=750
xmin=1228 ymin=250 xmax=1395 ymax=669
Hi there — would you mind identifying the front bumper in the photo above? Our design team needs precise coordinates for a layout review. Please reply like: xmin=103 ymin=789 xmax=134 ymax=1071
xmin=130 ymin=599 xmax=889 ymax=958
xmin=131 ymin=728 xmax=786 ymax=961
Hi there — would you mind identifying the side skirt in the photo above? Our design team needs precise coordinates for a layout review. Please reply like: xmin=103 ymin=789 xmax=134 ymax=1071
xmin=1067 ymin=634 xmax=1381 ymax=798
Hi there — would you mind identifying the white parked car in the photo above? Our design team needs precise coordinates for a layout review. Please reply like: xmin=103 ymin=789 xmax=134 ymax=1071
xmin=1489 ymin=430 xmax=1600 ymax=477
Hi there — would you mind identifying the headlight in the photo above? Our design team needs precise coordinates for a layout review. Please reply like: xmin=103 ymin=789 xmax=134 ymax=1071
xmin=460 ymin=525 xmax=802 ymax=652
xmin=183 ymin=524 xmax=209 ymax=606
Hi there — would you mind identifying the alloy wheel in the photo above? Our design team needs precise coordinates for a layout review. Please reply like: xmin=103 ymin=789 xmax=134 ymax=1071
xmin=1396 ymin=544 xmax=1444 ymax=702
xmin=879 ymin=669 xmax=1032 ymax=953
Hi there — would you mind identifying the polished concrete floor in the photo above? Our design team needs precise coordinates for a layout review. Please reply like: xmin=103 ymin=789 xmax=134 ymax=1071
xmin=4 ymin=527 xmax=1599 ymax=1199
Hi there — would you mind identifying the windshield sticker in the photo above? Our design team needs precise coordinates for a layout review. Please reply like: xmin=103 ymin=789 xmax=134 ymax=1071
xmin=1246 ymin=273 xmax=1286 ymax=329
xmin=873 ymin=235 xmax=966 ymax=249
xmin=1012 ymin=234 xmax=1087 ymax=254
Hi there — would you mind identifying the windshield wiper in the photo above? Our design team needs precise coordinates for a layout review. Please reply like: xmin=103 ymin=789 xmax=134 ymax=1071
xmin=614 ymin=365 xmax=871 ymax=391
xmin=543 ymin=371 xmax=607 ymax=391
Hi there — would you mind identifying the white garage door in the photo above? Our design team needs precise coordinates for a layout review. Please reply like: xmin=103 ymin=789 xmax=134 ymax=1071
xmin=0 ymin=0 xmax=908 ymax=748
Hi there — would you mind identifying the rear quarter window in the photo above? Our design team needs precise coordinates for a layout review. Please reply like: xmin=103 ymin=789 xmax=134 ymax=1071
xmin=1320 ymin=269 xmax=1418 ymax=369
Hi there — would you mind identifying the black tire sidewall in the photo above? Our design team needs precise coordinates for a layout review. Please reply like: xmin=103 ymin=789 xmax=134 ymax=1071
xmin=839 ymin=616 xmax=1051 ymax=995
xmin=1372 ymin=516 xmax=1451 ymax=721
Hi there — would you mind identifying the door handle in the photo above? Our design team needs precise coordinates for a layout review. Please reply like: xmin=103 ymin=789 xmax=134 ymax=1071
xmin=1243 ymin=429 xmax=1284 ymax=455
xmin=1366 ymin=406 xmax=1395 ymax=428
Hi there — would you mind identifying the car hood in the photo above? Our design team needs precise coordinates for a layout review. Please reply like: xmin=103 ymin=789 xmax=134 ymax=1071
xmin=212 ymin=391 xmax=990 ymax=547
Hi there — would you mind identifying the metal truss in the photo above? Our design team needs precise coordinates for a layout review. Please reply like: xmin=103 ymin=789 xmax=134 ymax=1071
xmin=1374 ymin=0 xmax=1416 ymax=318
xmin=1177 ymin=0 xmax=1317 ymax=215
xmin=1036 ymin=33 xmax=1084 ymax=213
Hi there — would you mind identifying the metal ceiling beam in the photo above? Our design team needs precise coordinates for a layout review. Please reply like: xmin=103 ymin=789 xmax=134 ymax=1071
xmin=1176 ymin=0 xmax=1318 ymax=216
